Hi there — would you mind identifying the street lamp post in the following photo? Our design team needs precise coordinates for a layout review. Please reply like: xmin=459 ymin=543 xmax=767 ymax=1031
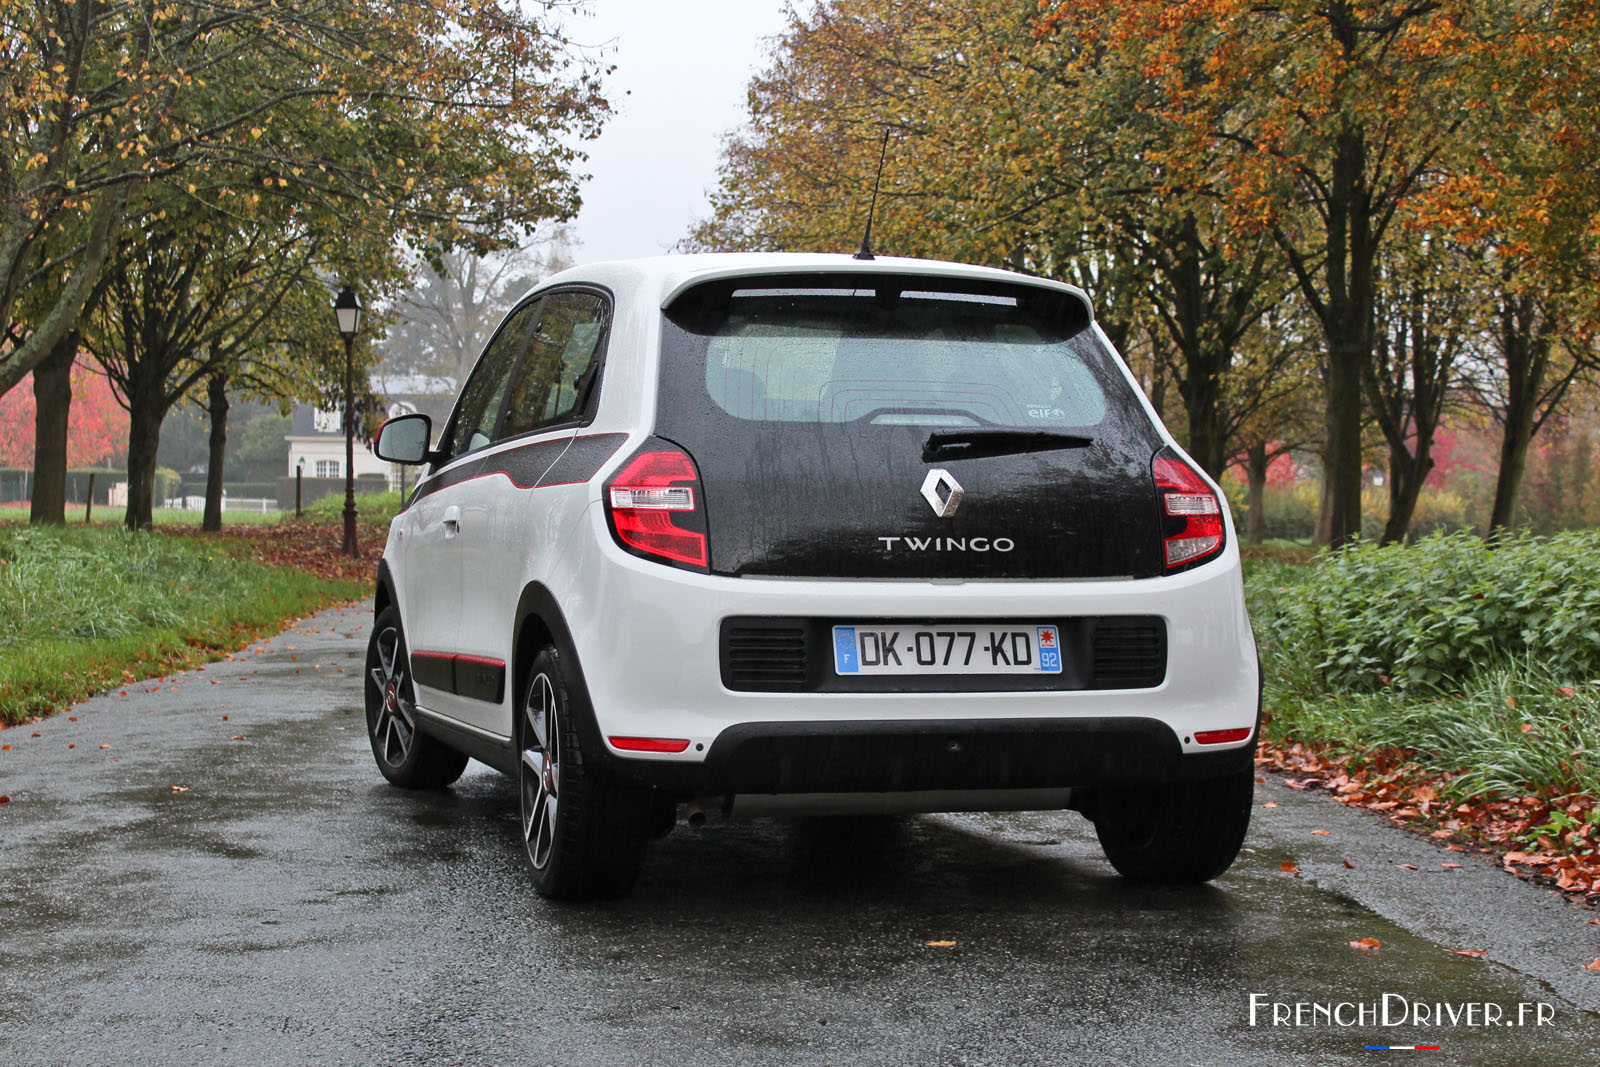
xmin=334 ymin=285 xmax=363 ymax=558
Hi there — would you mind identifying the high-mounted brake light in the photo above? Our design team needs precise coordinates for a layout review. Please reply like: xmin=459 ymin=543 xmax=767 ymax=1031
xmin=1153 ymin=451 xmax=1225 ymax=569
xmin=605 ymin=443 xmax=709 ymax=570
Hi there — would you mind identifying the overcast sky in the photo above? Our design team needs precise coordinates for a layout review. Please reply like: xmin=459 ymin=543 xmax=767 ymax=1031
xmin=561 ymin=0 xmax=794 ymax=264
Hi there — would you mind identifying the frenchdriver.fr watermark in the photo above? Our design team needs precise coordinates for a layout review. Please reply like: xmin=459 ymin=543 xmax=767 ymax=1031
xmin=1248 ymin=993 xmax=1556 ymax=1048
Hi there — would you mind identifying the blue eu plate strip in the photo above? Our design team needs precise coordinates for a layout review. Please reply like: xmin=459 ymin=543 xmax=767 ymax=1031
xmin=833 ymin=627 xmax=859 ymax=673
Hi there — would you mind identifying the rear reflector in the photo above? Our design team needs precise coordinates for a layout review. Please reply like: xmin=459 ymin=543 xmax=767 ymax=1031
xmin=1193 ymin=727 xmax=1253 ymax=745
xmin=605 ymin=444 xmax=709 ymax=570
xmin=609 ymin=736 xmax=691 ymax=753
xmin=1153 ymin=452 xmax=1225 ymax=568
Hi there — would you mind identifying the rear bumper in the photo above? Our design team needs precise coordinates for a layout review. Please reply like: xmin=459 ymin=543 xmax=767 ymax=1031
xmin=600 ymin=715 xmax=1255 ymax=796
xmin=552 ymin=502 xmax=1259 ymax=787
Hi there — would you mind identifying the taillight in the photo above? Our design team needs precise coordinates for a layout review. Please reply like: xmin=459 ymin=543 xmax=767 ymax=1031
xmin=1153 ymin=450 xmax=1224 ymax=569
xmin=605 ymin=440 xmax=709 ymax=570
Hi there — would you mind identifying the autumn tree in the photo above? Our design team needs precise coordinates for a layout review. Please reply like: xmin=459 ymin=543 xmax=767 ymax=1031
xmin=1424 ymin=2 xmax=1600 ymax=534
xmin=694 ymin=0 xmax=1303 ymax=479
xmin=384 ymin=227 xmax=578 ymax=385
xmin=1364 ymin=237 xmax=1474 ymax=544
xmin=0 ymin=0 xmax=609 ymax=403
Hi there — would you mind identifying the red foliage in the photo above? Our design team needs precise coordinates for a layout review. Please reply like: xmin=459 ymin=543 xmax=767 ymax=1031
xmin=1259 ymin=738 xmax=1600 ymax=908
xmin=1426 ymin=423 xmax=1497 ymax=490
xmin=0 ymin=358 xmax=128 ymax=468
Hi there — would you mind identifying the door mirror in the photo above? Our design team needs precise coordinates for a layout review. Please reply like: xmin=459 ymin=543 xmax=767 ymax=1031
xmin=375 ymin=413 xmax=433 ymax=464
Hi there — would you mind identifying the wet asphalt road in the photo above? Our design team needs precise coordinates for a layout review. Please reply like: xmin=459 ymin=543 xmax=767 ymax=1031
xmin=2 ymin=601 xmax=1599 ymax=1067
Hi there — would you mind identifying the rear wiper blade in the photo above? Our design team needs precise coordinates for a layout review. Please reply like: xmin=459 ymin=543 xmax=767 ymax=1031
xmin=922 ymin=429 xmax=1094 ymax=462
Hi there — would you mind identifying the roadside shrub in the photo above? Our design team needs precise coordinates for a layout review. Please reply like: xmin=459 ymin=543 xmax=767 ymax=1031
xmin=296 ymin=489 xmax=402 ymax=526
xmin=1254 ymin=529 xmax=1600 ymax=692
xmin=1260 ymin=483 xmax=1319 ymax=541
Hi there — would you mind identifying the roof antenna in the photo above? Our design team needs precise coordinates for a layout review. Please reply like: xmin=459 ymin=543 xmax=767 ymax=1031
xmin=853 ymin=127 xmax=892 ymax=261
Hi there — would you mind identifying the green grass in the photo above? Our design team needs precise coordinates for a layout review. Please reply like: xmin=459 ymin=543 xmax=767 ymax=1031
xmin=0 ymin=524 xmax=365 ymax=724
xmin=1247 ymin=531 xmax=1600 ymax=801
xmin=0 ymin=505 xmax=284 ymax=527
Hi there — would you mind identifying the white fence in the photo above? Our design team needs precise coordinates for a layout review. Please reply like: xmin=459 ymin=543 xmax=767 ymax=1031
xmin=164 ymin=495 xmax=280 ymax=514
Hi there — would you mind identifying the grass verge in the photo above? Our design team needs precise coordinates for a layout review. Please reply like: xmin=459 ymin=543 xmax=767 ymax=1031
xmin=1246 ymin=533 xmax=1600 ymax=904
xmin=0 ymin=524 xmax=366 ymax=725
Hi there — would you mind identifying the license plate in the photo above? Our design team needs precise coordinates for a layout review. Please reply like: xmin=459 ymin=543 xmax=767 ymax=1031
xmin=831 ymin=623 xmax=1062 ymax=676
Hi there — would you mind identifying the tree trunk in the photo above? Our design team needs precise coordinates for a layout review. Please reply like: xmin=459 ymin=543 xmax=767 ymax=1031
xmin=123 ymin=399 xmax=166 ymax=531
xmin=1245 ymin=440 xmax=1268 ymax=544
xmin=1320 ymin=286 xmax=1371 ymax=547
xmin=1381 ymin=440 xmax=1433 ymax=545
xmin=29 ymin=331 xmax=75 ymax=525
xmin=1487 ymin=294 xmax=1551 ymax=538
xmin=1304 ymin=123 xmax=1374 ymax=548
xmin=1184 ymin=377 xmax=1229 ymax=481
xmin=203 ymin=372 xmax=229 ymax=532
xmin=1489 ymin=403 xmax=1537 ymax=535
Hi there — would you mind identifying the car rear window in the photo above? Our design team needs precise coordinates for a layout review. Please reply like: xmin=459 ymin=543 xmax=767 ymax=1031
xmin=665 ymin=277 xmax=1127 ymax=430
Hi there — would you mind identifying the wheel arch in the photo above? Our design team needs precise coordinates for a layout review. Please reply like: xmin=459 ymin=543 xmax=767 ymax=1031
xmin=512 ymin=583 xmax=609 ymax=767
xmin=375 ymin=560 xmax=398 ymax=619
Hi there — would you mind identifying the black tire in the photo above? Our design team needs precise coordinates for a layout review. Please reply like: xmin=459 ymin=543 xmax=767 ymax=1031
xmin=518 ymin=646 xmax=653 ymax=900
xmin=1092 ymin=768 xmax=1254 ymax=884
xmin=364 ymin=606 xmax=469 ymax=789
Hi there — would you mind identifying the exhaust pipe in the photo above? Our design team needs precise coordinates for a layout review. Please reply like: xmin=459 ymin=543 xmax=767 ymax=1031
xmin=684 ymin=795 xmax=726 ymax=828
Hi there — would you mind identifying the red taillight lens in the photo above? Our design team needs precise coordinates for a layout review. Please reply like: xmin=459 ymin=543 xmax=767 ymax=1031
xmin=1154 ymin=452 xmax=1224 ymax=569
xmin=605 ymin=444 xmax=709 ymax=570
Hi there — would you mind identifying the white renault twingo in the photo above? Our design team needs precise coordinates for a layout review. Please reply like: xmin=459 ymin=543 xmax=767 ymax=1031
xmin=368 ymin=253 xmax=1259 ymax=899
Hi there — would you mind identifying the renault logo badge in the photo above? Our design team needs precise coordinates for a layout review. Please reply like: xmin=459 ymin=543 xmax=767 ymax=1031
xmin=920 ymin=468 xmax=964 ymax=518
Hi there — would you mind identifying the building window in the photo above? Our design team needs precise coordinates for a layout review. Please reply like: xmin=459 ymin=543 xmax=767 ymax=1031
xmin=316 ymin=460 xmax=340 ymax=479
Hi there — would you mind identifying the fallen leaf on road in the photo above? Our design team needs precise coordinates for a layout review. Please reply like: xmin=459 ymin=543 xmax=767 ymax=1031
xmin=30 ymin=732 xmax=40 ymax=737
xmin=1350 ymin=938 xmax=1381 ymax=952
xmin=1586 ymin=958 xmax=1600 ymax=973
xmin=1395 ymin=863 xmax=1419 ymax=870
xmin=1343 ymin=860 xmax=1357 ymax=869
xmin=169 ymin=785 xmax=189 ymax=793
xmin=924 ymin=940 xmax=957 ymax=947
xmin=1262 ymin=801 xmax=1277 ymax=809
xmin=68 ymin=716 xmax=76 ymax=722
xmin=1 ymin=745 xmax=9 ymax=751
xmin=1312 ymin=830 xmax=1330 ymax=836
xmin=1452 ymin=949 xmax=1486 ymax=958
xmin=98 ymin=744 xmax=110 ymax=750
xmin=1280 ymin=861 xmax=1300 ymax=874
xmin=1442 ymin=863 xmax=1462 ymax=869
xmin=67 ymin=743 xmax=74 ymax=749
xmin=221 ymin=715 xmax=229 ymax=721
xmin=0 ymin=795 xmax=10 ymax=804
xmin=231 ymin=736 xmax=246 ymax=741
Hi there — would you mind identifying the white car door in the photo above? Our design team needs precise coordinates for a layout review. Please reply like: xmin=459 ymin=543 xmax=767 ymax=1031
xmin=401 ymin=298 xmax=539 ymax=726
xmin=454 ymin=290 xmax=614 ymax=735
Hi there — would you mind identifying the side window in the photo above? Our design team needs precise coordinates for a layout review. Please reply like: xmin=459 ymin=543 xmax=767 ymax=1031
xmin=498 ymin=291 xmax=609 ymax=439
xmin=442 ymin=300 xmax=539 ymax=460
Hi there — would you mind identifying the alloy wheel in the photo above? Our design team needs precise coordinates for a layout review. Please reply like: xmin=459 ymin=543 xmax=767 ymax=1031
xmin=368 ymin=625 xmax=416 ymax=767
xmin=520 ymin=672 xmax=560 ymax=870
